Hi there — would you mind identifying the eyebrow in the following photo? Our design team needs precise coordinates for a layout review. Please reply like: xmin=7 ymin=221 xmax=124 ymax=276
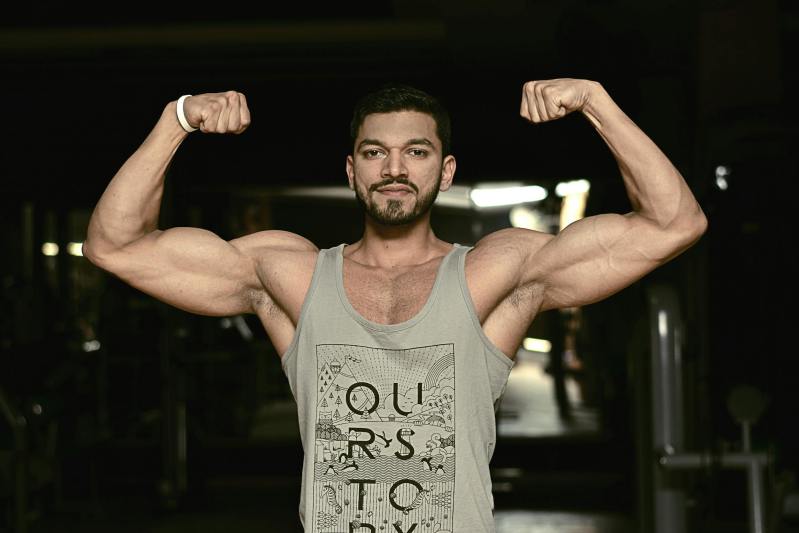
xmin=357 ymin=138 xmax=436 ymax=150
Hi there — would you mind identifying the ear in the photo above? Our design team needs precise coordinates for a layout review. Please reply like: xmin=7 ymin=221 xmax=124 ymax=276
xmin=346 ymin=154 xmax=355 ymax=190
xmin=439 ymin=155 xmax=456 ymax=192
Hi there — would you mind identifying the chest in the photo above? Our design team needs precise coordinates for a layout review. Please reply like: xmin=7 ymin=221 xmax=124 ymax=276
xmin=342 ymin=260 xmax=441 ymax=325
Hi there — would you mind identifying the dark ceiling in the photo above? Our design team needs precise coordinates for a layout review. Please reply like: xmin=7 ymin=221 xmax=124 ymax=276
xmin=1 ymin=0 xmax=795 ymax=212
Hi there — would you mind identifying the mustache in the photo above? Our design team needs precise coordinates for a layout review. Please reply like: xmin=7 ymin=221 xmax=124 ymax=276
xmin=369 ymin=178 xmax=418 ymax=193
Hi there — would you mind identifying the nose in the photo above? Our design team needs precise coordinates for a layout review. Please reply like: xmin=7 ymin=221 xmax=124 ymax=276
xmin=381 ymin=149 xmax=407 ymax=179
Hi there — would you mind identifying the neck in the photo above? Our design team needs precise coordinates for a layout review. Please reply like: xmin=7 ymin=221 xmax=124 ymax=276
xmin=347 ymin=212 xmax=448 ymax=268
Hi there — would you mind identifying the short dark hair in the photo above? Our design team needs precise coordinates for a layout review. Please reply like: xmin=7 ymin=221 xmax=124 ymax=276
xmin=350 ymin=83 xmax=451 ymax=155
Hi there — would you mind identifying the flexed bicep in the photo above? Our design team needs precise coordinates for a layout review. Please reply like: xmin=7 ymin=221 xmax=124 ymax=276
xmin=90 ymin=227 xmax=265 ymax=317
xmin=531 ymin=212 xmax=700 ymax=311
xmin=513 ymin=77 xmax=706 ymax=312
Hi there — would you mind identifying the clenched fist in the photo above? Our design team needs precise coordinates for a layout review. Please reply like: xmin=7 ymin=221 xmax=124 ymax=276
xmin=180 ymin=91 xmax=251 ymax=134
xmin=519 ymin=79 xmax=598 ymax=123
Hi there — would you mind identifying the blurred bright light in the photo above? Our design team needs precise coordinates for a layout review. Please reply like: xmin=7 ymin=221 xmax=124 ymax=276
xmin=523 ymin=337 xmax=552 ymax=353
xmin=82 ymin=339 xmax=101 ymax=352
xmin=560 ymin=193 xmax=588 ymax=231
xmin=67 ymin=242 xmax=84 ymax=256
xmin=555 ymin=179 xmax=590 ymax=197
xmin=436 ymin=185 xmax=472 ymax=208
xmin=509 ymin=205 xmax=547 ymax=231
xmin=41 ymin=242 xmax=59 ymax=256
xmin=277 ymin=185 xmax=474 ymax=209
xmin=715 ymin=166 xmax=730 ymax=191
xmin=470 ymin=185 xmax=547 ymax=208
xmin=658 ymin=310 xmax=668 ymax=339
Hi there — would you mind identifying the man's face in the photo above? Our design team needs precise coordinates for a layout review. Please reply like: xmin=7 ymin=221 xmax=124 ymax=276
xmin=346 ymin=111 xmax=456 ymax=226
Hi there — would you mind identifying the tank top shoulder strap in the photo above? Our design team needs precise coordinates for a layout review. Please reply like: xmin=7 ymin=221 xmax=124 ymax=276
xmin=306 ymin=243 xmax=345 ymax=306
xmin=431 ymin=243 xmax=472 ymax=303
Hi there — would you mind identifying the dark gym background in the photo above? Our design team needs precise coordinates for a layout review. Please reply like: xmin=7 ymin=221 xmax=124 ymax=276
xmin=1 ymin=1 xmax=796 ymax=532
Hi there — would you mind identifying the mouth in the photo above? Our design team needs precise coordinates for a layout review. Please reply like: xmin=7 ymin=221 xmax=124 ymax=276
xmin=376 ymin=186 xmax=414 ymax=197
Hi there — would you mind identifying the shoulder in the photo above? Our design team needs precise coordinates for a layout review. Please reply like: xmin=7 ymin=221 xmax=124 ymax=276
xmin=463 ymin=228 xmax=553 ymax=318
xmin=236 ymin=230 xmax=320 ymax=282
xmin=230 ymin=230 xmax=320 ymax=280
xmin=228 ymin=230 xmax=320 ymax=311
xmin=229 ymin=229 xmax=319 ymax=255
xmin=468 ymin=227 xmax=553 ymax=274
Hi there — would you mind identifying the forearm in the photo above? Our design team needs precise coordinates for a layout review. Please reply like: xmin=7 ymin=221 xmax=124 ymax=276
xmin=581 ymin=84 xmax=706 ymax=231
xmin=85 ymin=101 xmax=188 ymax=258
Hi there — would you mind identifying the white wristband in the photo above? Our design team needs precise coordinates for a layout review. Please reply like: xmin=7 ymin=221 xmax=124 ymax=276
xmin=176 ymin=94 xmax=198 ymax=132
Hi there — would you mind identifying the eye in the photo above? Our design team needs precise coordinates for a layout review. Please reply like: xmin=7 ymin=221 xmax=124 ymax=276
xmin=363 ymin=149 xmax=385 ymax=159
xmin=408 ymin=148 xmax=428 ymax=157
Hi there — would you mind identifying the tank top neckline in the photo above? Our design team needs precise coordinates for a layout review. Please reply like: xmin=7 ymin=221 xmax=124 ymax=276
xmin=334 ymin=242 xmax=460 ymax=333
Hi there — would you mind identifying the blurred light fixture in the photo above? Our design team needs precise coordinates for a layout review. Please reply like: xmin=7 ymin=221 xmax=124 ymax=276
xmin=275 ymin=184 xmax=473 ymax=209
xmin=557 ymin=179 xmax=590 ymax=231
xmin=41 ymin=242 xmax=59 ymax=256
xmin=233 ymin=315 xmax=254 ymax=341
xmin=82 ymin=339 xmax=101 ymax=352
xmin=658 ymin=310 xmax=668 ymax=338
xmin=509 ymin=205 xmax=549 ymax=232
xmin=555 ymin=179 xmax=590 ymax=198
xmin=715 ymin=165 xmax=730 ymax=191
xmin=67 ymin=242 xmax=84 ymax=257
xmin=470 ymin=184 xmax=547 ymax=208
xmin=436 ymin=185 xmax=472 ymax=208
xmin=522 ymin=337 xmax=551 ymax=353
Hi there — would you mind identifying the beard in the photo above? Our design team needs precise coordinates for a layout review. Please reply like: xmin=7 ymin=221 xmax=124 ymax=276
xmin=354 ymin=171 xmax=442 ymax=226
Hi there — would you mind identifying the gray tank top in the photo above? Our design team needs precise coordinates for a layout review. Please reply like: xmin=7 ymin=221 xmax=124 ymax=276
xmin=281 ymin=243 xmax=515 ymax=532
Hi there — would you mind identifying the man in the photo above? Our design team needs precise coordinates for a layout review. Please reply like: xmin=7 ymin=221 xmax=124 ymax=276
xmin=84 ymin=79 xmax=707 ymax=532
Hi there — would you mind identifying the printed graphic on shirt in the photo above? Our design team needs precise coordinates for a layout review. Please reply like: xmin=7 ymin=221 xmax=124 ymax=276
xmin=313 ymin=343 xmax=455 ymax=533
